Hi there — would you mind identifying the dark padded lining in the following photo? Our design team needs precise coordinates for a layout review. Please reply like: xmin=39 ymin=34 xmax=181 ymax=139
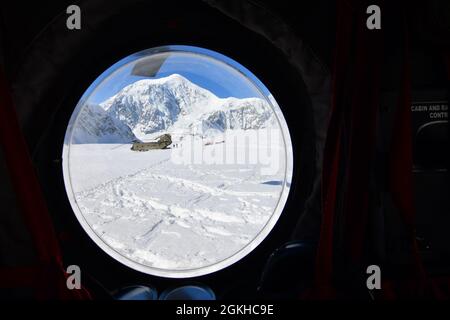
xmin=10 ymin=0 xmax=331 ymax=243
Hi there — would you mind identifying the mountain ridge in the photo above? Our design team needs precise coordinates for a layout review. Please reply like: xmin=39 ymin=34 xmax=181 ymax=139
xmin=74 ymin=74 xmax=275 ymax=143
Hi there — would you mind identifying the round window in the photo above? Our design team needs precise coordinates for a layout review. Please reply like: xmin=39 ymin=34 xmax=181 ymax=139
xmin=63 ymin=45 xmax=293 ymax=278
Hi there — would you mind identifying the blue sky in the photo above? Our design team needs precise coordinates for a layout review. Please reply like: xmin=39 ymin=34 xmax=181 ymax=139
xmin=89 ymin=47 xmax=268 ymax=104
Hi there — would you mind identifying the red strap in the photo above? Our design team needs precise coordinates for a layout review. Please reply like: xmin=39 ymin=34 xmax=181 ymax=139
xmin=0 ymin=68 xmax=91 ymax=299
xmin=0 ymin=264 xmax=92 ymax=300
xmin=341 ymin=4 xmax=382 ymax=264
xmin=315 ymin=125 xmax=341 ymax=296
xmin=315 ymin=0 xmax=382 ymax=297
xmin=314 ymin=0 xmax=351 ymax=296
xmin=0 ymin=69 xmax=61 ymax=264
xmin=387 ymin=16 xmax=428 ymax=296
xmin=0 ymin=267 xmax=38 ymax=288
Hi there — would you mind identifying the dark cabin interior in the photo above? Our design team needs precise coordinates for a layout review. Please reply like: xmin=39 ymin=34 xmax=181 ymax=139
xmin=0 ymin=0 xmax=449 ymax=307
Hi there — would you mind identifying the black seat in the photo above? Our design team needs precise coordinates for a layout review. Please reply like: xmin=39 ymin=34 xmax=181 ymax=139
xmin=112 ymin=285 xmax=158 ymax=300
xmin=258 ymin=241 xmax=316 ymax=299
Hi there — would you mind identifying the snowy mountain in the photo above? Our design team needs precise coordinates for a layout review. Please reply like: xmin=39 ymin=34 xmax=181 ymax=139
xmin=72 ymin=103 xmax=138 ymax=144
xmin=100 ymin=74 xmax=275 ymax=140
xmin=201 ymin=98 xmax=275 ymax=132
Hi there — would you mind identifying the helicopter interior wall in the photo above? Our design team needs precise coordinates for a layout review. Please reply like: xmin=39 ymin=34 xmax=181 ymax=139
xmin=0 ymin=0 xmax=335 ymax=298
xmin=0 ymin=0 xmax=448 ymax=299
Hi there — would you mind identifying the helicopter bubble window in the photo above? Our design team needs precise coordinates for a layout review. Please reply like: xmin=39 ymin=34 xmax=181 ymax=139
xmin=63 ymin=45 xmax=293 ymax=278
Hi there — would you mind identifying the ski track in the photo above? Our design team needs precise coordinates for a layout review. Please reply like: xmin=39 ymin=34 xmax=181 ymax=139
xmin=74 ymin=150 xmax=282 ymax=269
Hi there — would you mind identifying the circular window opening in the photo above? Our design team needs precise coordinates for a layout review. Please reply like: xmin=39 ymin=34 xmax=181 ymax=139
xmin=63 ymin=45 xmax=293 ymax=278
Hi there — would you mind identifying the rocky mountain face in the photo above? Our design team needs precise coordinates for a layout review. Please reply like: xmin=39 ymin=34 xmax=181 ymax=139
xmin=72 ymin=103 xmax=138 ymax=144
xmin=73 ymin=74 xmax=275 ymax=143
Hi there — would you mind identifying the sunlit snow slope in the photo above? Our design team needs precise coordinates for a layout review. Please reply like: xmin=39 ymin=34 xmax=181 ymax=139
xmin=99 ymin=74 xmax=276 ymax=140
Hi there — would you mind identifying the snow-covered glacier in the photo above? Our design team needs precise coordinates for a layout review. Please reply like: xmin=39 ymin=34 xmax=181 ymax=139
xmin=68 ymin=74 xmax=288 ymax=273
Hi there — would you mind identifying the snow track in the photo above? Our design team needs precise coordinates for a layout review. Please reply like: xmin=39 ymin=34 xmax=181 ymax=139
xmin=70 ymin=141 xmax=285 ymax=270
